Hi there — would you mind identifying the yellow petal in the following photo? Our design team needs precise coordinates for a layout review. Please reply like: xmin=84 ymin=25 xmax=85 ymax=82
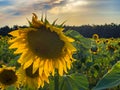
xmin=32 ymin=13 xmax=43 ymax=27
xmin=38 ymin=78 xmax=42 ymax=88
xmin=66 ymin=36 xmax=75 ymax=42
xmin=62 ymin=59 xmax=67 ymax=73
xmin=23 ymin=59 xmax=33 ymax=69
xmin=54 ymin=60 xmax=58 ymax=69
xmin=58 ymin=60 xmax=63 ymax=76
xmin=8 ymin=37 xmax=21 ymax=43
xmin=44 ymin=60 xmax=50 ymax=77
xmin=67 ymin=60 xmax=71 ymax=70
xmin=39 ymin=60 xmax=44 ymax=76
xmin=9 ymin=42 xmax=19 ymax=49
xmin=9 ymin=41 xmax=26 ymax=49
xmin=18 ymin=51 xmax=32 ymax=64
xmin=49 ymin=60 xmax=54 ymax=75
xmin=42 ymin=73 xmax=49 ymax=83
xmin=33 ymin=58 xmax=40 ymax=74
xmin=9 ymin=30 xmax=20 ymax=36
xmin=14 ymin=47 xmax=27 ymax=54
xmin=64 ymin=56 xmax=71 ymax=69
xmin=66 ymin=43 xmax=76 ymax=52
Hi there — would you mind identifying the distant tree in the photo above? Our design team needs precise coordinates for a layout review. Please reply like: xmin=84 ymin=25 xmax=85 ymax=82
xmin=0 ymin=25 xmax=11 ymax=36
xmin=0 ymin=23 xmax=120 ymax=38
xmin=64 ymin=23 xmax=120 ymax=38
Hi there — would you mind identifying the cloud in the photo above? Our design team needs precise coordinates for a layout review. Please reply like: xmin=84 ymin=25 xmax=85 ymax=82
xmin=0 ymin=0 xmax=88 ymax=17
xmin=0 ymin=0 xmax=67 ymax=17
xmin=48 ymin=0 xmax=88 ymax=14
xmin=0 ymin=0 xmax=120 ymax=27
xmin=0 ymin=0 xmax=68 ymax=26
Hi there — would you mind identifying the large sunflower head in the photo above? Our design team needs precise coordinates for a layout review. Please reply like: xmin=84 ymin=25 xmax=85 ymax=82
xmin=9 ymin=13 xmax=76 ymax=79
xmin=0 ymin=65 xmax=20 ymax=90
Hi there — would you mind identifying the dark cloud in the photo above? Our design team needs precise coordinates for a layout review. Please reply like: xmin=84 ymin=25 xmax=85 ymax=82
xmin=12 ymin=12 xmax=21 ymax=16
xmin=33 ymin=0 xmax=67 ymax=10
xmin=86 ymin=0 xmax=120 ymax=12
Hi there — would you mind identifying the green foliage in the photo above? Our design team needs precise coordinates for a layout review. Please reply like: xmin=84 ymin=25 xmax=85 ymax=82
xmin=59 ymin=73 xmax=89 ymax=90
xmin=65 ymin=30 xmax=120 ymax=89
xmin=93 ymin=61 xmax=120 ymax=90
xmin=0 ymin=36 xmax=19 ymax=67
xmin=1 ymin=30 xmax=120 ymax=90
xmin=6 ymin=86 xmax=16 ymax=90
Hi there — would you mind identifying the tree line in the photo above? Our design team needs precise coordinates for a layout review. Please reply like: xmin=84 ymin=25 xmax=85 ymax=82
xmin=0 ymin=25 xmax=28 ymax=36
xmin=0 ymin=23 xmax=120 ymax=38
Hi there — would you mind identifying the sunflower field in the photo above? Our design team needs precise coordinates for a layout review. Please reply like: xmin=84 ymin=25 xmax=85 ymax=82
xmin=0 ymin=14 xmax=120 ymax=90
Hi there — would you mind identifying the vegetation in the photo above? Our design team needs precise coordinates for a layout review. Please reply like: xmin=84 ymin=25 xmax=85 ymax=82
xmin=1 ymin=23 xmax=120 ymax=38
xmin=0 ymin=29 xmax=120 ymax=90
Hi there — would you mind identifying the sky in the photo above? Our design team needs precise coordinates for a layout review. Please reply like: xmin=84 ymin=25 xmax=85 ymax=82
xmin=0 ymin=0 xmax=120 ymax=27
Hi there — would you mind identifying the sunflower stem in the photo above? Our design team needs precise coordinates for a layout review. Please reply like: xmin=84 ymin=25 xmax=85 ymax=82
xmin=54 ymin=70 xmax=59 ymax=90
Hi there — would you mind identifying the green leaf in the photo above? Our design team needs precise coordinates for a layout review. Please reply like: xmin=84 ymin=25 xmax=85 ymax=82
xmin=93 ymin=61 xmax=120 ymax=90
xmin=65 ymin=30 xmax=91 ymax=48
xmin=52 ymin=18 xmax=58 ymax=25
xmin=6 ymin=86 xmax=16 ymax=90
xmin=65 ymin=30 xmax=83 ymax=41
xmin=49 ymin=79 xmax=54 ymax=90
xmin=59 ymin=73 xmax=89 ymax=90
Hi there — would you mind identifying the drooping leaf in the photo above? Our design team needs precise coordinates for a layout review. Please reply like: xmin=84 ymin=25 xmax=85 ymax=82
xmin=65 ymin=30 xmax=83 ymax=41
xmin=59 ymin=73 xmax=89 ymax=90
xmin=65 ymin=30 xmax=91 ymax=48
xmin=93 ymin=61 xmax=120 ymax=90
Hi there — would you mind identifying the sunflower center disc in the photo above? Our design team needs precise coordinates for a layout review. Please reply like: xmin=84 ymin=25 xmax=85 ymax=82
xmin=0 ymin=70 xmax=17 ymax=85
xmin=27 ymin=28 xmax=64 ymax=59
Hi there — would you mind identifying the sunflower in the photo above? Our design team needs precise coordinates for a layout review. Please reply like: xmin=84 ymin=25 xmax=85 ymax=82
xmin=103 ymin=39 xmax=111 ymax=44
xmin=90 ymin=46 xmax=99 ymax=55
xmin=95 ymin=39 xmax=101 ymax=44
xmin=92 ymin=34 xmax=99 ymax=40
xmin=9 ymin=13 xmax=76 ymax=79
xmin=118 ymin=41 xmax=120 ymax=46
xmin=18 ymin=64 xmax=49 ymax=89
xmin=106 ymin=45 xmax=117 ymax=53
xmin=0 ymin=65 xmax=20 ymax=90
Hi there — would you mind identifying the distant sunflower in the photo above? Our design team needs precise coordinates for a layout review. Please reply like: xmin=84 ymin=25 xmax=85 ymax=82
xmin=92 ymin=34 xmax=99 ymax=40
xmin=18 ymin=64 xmax=49 ymax=89
xmin=106 ymin=45 xmax=117 ymax=53
xmin=9 ymin=13 xmax=76 ymax=79
xmin=95 ymin=39 xmax=101 ymax=44
xmin=90 ymin=46 xmax=99 ymax=54
xmin=118 ymin=41 xmax=120 ymax=46
xmin=110 ymin=38 xmax=114 ymax=41
xmin=103 ymin=39 xmax=111 ymax=44
xmin=0 ymin=65 xmax=20 ymax=90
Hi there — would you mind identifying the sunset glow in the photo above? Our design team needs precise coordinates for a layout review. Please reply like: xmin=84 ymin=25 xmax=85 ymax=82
xmin=0 ymin=0 xmax=120 ymax=27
